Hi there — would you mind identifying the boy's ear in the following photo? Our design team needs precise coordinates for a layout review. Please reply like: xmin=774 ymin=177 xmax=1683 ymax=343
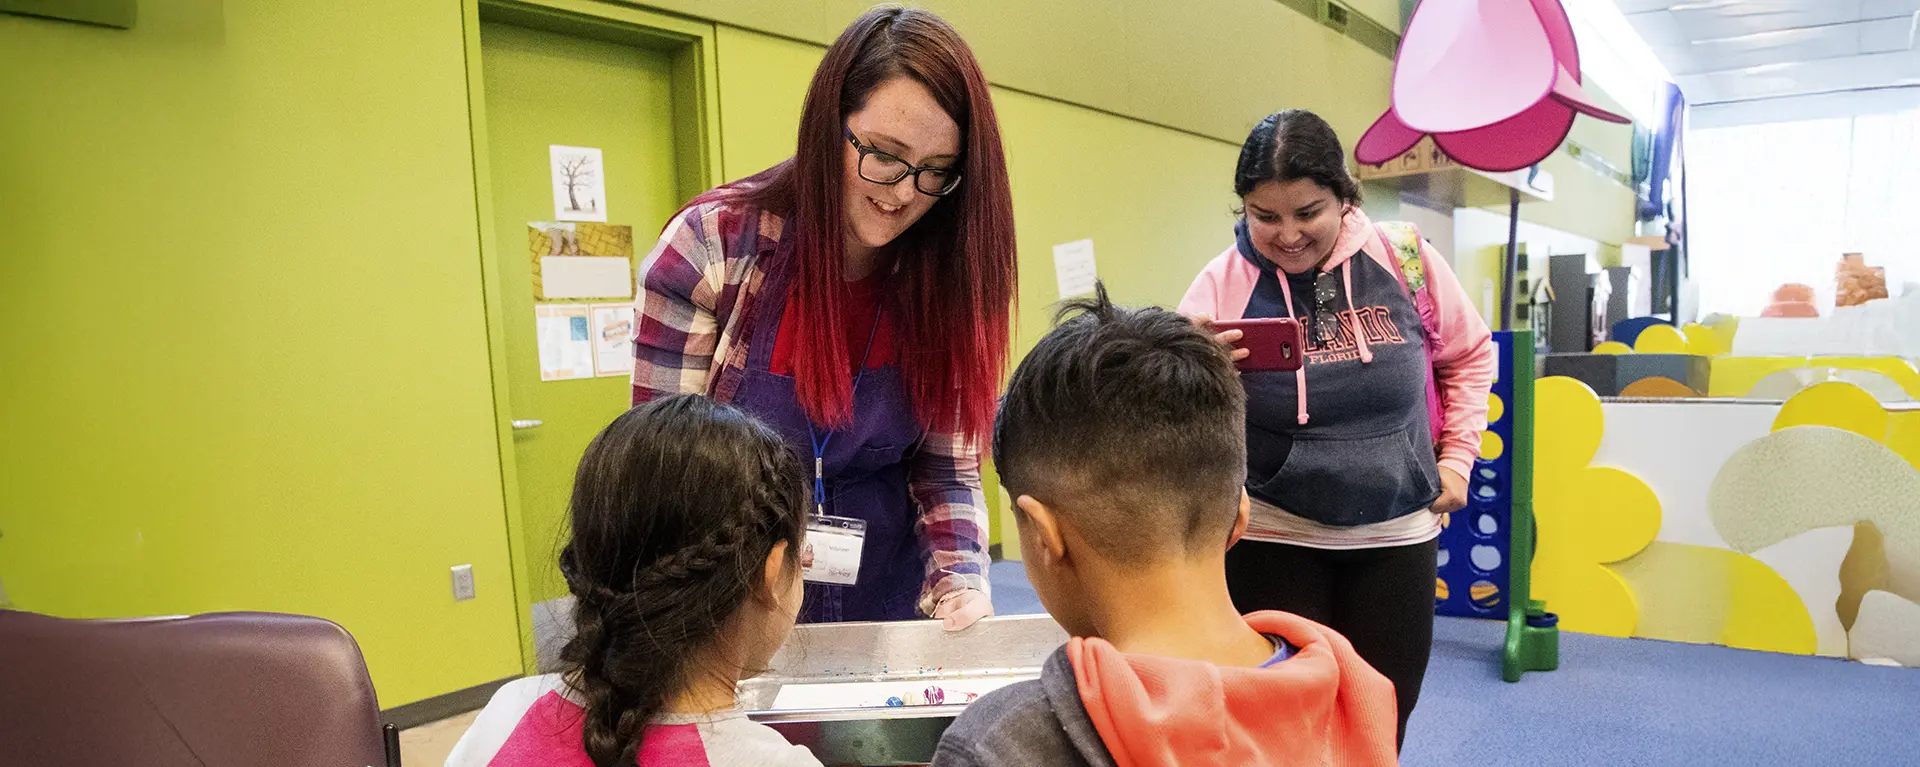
xmin=1227 ymin=490 xmax=1251 ymax=550
xmin=1015 ymin=494 xmax=1067 ymax=564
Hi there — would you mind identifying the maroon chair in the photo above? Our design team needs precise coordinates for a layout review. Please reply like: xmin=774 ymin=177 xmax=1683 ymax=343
xmin=0 ymin=610 xmax=401 ymax=767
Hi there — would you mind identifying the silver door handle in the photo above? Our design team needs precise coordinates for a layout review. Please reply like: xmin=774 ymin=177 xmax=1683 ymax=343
xmin=511 ymin=419 xmax=543 ymax=430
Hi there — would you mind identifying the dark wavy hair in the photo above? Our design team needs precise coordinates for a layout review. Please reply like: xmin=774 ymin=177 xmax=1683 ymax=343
xmin=557 ymin=394 xmax=808 ymax=766
xmin=992 ymin=283 xmax=1247 ymax=564
xmin=1234 ymin=109 xmax=1362 ymax=205
xmin=693 ymin=6 xmax=1016 ymax=441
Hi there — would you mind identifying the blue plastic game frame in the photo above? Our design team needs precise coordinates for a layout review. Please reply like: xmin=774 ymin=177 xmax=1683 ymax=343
xmin=1435 ymin=331 xmax=1516 ymax=618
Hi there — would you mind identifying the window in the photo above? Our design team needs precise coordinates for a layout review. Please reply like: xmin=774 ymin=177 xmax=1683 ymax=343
xmin=1689 ymin=113 xmax=1915 ymax=317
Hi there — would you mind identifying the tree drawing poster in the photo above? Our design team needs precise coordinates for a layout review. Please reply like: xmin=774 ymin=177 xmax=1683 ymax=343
xmin=550 ymin=145 xmax=608 ymax=222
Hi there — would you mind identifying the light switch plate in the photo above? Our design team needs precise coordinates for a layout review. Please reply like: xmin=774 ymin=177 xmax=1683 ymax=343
xmin=451 ymin=564 xmax=476 ymax=602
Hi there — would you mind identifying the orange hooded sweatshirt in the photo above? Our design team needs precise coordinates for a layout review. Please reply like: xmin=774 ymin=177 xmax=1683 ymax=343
xmin=1067 ymin=611 xmax=1399 ymax=767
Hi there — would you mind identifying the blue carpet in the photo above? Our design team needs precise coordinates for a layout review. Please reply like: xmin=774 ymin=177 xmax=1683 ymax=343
xmin=989 ymin=560 xmax=1920 ymax=765
xmin=988 ymin=558 xmax=1045 ymax=616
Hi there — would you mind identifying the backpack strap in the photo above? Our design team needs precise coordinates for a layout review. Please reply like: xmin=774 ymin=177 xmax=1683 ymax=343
xmin=1374 ymin=221 xmax=1447 ymax=447
xmin=1378 ymin=221 xmax=1425 ymax=291
xmin=1374 ymin=221 xmax=1436 ymax=341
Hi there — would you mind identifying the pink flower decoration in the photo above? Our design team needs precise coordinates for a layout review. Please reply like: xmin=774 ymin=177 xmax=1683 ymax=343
xmin=1355 ymin=0 xmax=1630 ymax=173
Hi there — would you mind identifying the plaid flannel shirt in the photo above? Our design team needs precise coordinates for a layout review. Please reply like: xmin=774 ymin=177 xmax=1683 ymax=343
xmin=630 ymin=201 xmax=990 ymax=617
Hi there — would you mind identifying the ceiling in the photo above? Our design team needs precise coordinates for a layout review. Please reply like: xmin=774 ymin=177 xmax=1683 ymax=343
xmin=1617 ymin=0 xmax=1920 ymax=107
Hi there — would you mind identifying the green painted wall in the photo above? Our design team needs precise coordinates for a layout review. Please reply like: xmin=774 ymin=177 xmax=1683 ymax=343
xmin=714 ymin=25 xmax=819 ymax=181
xmin=653 ymin=0 xmax=1394 ymax=146
xmin=705 ymin=16 xmax=1639 ymax=344
xmin=1345 ymin=0 xmax=1403 ymax=31
xmin=0 ymin=1 xmax=524 ymax=706
xmin=711 ymin=23 xmax=1285 ymax=345
xmin=0 ymin=0 xmax=1639 ymax=707
xmin=477 ymin=22 xmax=686 ymax=604
xmin=995 ymin=91 xmax=1242 ymax=347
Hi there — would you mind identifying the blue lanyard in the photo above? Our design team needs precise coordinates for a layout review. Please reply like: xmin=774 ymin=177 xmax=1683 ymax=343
xmin=806 ymin=303 xmax=885 ymax=518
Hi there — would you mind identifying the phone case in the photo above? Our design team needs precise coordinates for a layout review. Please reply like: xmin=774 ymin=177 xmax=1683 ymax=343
xmin=1215 ymin=318 xmax=1304 ymax=372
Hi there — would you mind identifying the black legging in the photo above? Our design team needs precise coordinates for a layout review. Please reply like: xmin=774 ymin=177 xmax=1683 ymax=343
xmin=1224 ymin=537 xmax=1437 ymax=749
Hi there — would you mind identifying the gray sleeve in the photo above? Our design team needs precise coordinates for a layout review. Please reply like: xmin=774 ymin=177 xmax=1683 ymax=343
xmin=702 ymin=717 xmax=825 ymax=766
xmin=931 ymin=684 xmax=1032 ymax=767
xmin=931 ymin=679 xmax=1091 ymax=767
xmin=931 ymin=738 xmax=985 ymax=767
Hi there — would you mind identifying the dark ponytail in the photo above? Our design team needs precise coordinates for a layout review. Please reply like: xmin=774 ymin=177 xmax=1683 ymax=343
xmin=1234 ymin=109 xmax=1362 ymax=205
xmin=557 ymin=394 xmax=808 ymax=766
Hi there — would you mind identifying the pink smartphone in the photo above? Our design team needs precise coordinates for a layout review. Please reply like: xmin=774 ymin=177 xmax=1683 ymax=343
xmin=1213 ymin=318 xmax=1305 ymax=372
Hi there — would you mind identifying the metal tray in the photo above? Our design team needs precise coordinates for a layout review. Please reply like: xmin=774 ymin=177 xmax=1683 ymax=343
xmin=741 ymin=615 xmax=1068 ymax=765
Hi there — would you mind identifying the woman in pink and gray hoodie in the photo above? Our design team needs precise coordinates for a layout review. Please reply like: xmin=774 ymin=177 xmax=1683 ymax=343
xmin=1182 ymin=110 xmax=1495 ymax=746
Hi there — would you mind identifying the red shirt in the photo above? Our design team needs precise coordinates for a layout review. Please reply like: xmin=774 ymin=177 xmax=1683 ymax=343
xmin=769 ymin=274 xmax=897 ymax=374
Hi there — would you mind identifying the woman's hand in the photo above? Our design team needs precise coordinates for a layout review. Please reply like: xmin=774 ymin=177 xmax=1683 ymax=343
xmin=1191 ymin=314 xmax=1250 ymax=362
xmin=934 ymin=588 xmax=993 ymax=631
xmin=1434 ymin=467 xmax=1468 ymax=515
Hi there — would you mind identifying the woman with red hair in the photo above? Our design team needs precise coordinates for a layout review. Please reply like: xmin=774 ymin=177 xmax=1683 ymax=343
xmin=631 ymin=7 xmax=1013 ymax=629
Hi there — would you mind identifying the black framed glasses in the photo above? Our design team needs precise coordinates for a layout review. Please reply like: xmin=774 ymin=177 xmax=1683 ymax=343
xmin=846 ymin=130 xmax=963 ymax=197
xmin=1313 ymin=272 xmax=1341 ymax=345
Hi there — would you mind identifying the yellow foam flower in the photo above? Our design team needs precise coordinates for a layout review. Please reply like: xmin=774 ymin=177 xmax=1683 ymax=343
xmin=1532 ymin=377 xmax=1663 ymax=637
xmin=1680 ymin=322 xmax=1726 ymax=357
xmin=1634 ymin=324 xmax=1688 ymax=354
xmin=1706 ymin=382 xmax=1920 ymax=656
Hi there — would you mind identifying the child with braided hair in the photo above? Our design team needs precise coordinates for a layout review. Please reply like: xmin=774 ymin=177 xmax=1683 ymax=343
xmin=447 ymin=394 xmax=822 ymax=767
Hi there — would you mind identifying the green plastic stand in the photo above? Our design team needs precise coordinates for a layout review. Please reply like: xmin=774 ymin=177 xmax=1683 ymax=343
xmin=1503 ymin=330 xmax=1559 ymax=682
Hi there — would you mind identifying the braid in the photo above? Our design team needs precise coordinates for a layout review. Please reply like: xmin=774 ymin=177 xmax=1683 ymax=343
xmin=626 ymin=522 xmax=756 ymax=595
xmin=568 ymin=527 xmax=757 ymax=767
xmin=558 ymin=395 xmax=808 ymax=767
xmin=571 ymin=628 xmax=652 ymax=766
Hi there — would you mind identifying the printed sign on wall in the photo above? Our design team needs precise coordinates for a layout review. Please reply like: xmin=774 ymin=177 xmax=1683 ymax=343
xmin=1052 ymin=239 xmax=1098 ymax=300
xmin=550 ymin=145 xmax=608 ymax=222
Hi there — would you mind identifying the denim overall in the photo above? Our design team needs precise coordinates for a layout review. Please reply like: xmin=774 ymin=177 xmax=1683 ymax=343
xmin=729 ymin=266 xmax=926 ymax=622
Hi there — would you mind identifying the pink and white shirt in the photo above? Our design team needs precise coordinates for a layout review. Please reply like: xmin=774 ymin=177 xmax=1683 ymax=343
xmin=445 ymin=675 xmax=822 ymax=767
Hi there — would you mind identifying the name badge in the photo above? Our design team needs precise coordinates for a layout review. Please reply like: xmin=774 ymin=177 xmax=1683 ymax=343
xmin=802 ymin=515 xmax=866 ymax=586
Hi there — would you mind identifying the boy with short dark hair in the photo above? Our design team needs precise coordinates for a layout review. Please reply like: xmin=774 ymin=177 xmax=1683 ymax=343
xmin=933 ymin=285 xmax=1398 ymax=766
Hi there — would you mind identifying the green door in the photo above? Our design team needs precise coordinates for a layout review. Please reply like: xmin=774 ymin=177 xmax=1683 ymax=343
xmin=481 ymin=21 xmax=683 ymax=603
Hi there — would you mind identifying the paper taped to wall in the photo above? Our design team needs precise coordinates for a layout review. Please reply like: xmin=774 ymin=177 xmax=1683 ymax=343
xmin=590 ymin=303 xmax=635 ymax=378
xmin=528 ymin=222 xmax=634 ymax=259
xmin=1053 ymin=239 xmax=1098 ymax=299
xmin=540 ymin=256 xmax=631 ymax=300
xmin=551 ymin=145 xmax=608 ymax=222
xmin=536 ymin=304 xmax=595 ymax=381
